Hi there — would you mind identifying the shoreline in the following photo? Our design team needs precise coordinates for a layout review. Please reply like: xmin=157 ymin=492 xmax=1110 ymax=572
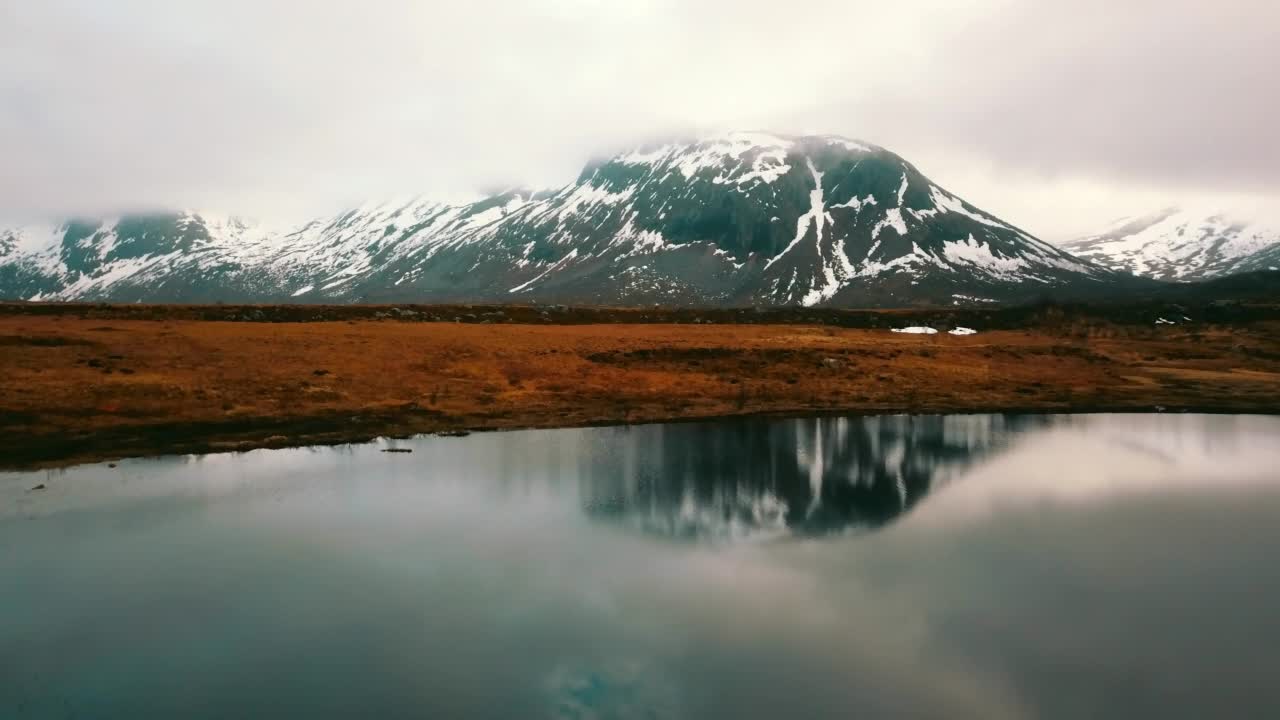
xmin=6 ymin=402 xmax=1280 ymax=473
xmin=3 ymin=307 xmax=1279 ymax=471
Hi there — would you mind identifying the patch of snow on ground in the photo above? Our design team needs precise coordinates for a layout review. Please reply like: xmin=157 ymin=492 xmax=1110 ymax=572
xmin=949 ymin=327 xmax=977 ymax=335
xmin=952 ymin=293 xmax=999 ymax=304
xmin=291 ymin=285 xmax=314 ymax=297
xmin=892 ymin=326 xmax=938 ymax=335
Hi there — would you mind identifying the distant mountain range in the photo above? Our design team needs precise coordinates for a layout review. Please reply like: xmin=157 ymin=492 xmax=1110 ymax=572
xmin=1 ymin=132 xmax=1130 ymax=307
xmin=1062 ymin=208 xmax=1280 ymax=282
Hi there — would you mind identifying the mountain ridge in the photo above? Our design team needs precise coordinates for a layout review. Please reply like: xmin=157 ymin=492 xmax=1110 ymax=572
xmin=1062 ymin=207 xmax=1280 ymax=281
xmin=1 ymin=132 xmax=1125 ymax=307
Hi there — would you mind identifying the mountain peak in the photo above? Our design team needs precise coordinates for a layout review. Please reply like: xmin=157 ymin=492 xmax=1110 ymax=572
xmin=1064 ymin=208 xmax=1280 ymax=281
xmin=2 ymin=133 xmax=1121 ymax=306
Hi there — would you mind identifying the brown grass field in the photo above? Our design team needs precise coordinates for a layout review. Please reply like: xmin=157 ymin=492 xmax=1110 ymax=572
xmin=2 ymin=303 xmax=1279 ymax=469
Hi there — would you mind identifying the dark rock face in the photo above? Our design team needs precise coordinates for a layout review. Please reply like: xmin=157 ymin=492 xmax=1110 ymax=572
xmin=1 ymin=133 xmax=1122 ymax=307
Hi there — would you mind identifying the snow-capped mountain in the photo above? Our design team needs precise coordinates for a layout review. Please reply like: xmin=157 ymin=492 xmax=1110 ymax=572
xmin=1061 ymin=208 xmax=1280 ymax=282
xmin=0 ymin=133 xmax=1122 ymax=307
xmin=0 ymin=213 xmax=291 ymax=302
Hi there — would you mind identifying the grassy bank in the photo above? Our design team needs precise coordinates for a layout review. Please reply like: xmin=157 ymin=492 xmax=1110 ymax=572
xmin=2 ymin=304 xmax=1278 ymax=469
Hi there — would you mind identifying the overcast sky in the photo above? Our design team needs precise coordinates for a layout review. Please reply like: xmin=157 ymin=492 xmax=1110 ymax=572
xmin=2 ymin=0 xmax=1277 ymax=240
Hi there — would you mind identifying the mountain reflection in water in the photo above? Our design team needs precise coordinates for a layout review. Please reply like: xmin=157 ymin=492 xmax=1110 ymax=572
xmin=579 ymin=415 xmax=1050 ymax=539
xmin=5 ymin=414 xmax=1280 ymax=720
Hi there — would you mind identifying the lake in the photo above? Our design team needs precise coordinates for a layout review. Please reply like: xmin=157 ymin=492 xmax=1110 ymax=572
xmin=3 ymin=414 xmax=1280 ymax=719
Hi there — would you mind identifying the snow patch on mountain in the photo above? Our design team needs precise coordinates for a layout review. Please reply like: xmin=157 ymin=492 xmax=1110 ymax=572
xmin=916 ymin=185 xmax=1012 ymax=231
xmin=853 ymin=242 xmax=943 ymax=279
xmin=509 ymin=249 xmax=580 ymax=294
xmin=556 ymin=183 xmax=635 ymax=222
xmin=1 ymin=131 xmax=1122 ymax=307
xmin=830 ymin=194 xmax=877 ymax=212
xmin=795 ymin=158 xmax=854 ymax=307
xmin=942 ymin=234 xmax=1028 ymax=279
xmin=767 ymin=159 xmax=829 ymax=271
xmin=733 ymin=144 xmax=791 ymax=186
xmin=873 ymin=209 xmax=908 ymax=239
xmin=0 ymin=224 xmax=67 ymax=275
xmin=614 ymin=220 xmax=683 ymax=260
xmin=1063 ymin=208 xmax=1280 ymax=281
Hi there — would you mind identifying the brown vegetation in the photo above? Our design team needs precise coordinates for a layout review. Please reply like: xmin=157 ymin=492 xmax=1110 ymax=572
xmin=1 ymin=303 xmax=1278 ymax=468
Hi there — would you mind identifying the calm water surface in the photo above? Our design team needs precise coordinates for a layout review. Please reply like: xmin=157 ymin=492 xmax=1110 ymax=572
xmin=3 ymin=414 xmax=1280 ymax=719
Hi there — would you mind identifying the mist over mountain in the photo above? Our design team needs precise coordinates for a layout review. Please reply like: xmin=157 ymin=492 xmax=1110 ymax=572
xmin=2 ymin=133 xmax=1132 ymax=307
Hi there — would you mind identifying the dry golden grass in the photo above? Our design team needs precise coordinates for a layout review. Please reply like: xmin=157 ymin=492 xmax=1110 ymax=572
xmin=2 ymin=314 xmax=1278 ymax=468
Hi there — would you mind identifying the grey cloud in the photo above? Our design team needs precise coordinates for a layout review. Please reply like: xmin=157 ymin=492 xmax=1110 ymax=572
xmin=0 ymin=0 xmax=1276 ymax=236
xmin=834 ymin=0 xmax=1280 ymax=191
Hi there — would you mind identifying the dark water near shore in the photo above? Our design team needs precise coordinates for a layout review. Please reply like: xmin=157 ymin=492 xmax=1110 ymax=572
xmin=3 ymin=414 xmax=1280 ymax=719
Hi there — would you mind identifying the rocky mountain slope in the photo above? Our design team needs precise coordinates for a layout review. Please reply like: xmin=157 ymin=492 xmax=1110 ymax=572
xmin=1 ymin=133 xmax=1122 ymax=307
xmin=1061 ymin=208 xmax=1280 ymax=282
xmin=1235 ymin=244 xmax=1280 ymax=275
